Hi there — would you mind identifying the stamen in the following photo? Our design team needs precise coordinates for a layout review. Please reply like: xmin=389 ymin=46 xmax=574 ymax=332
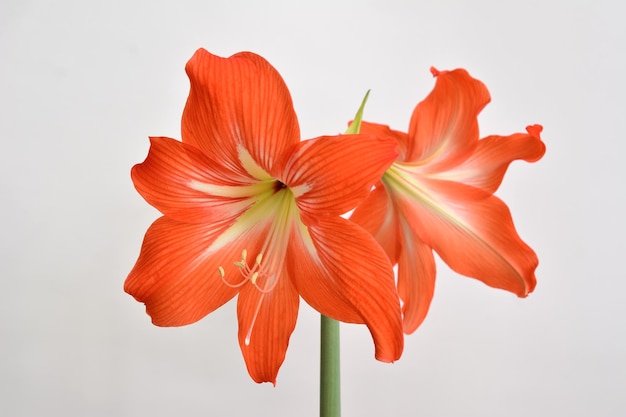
xmin=245 ymin=295 xmax=265 ymax=346
xmin=225 ymin=187 xmax=300 ymax=347
xmin=218 ymin=248 xmax=276 ymax=292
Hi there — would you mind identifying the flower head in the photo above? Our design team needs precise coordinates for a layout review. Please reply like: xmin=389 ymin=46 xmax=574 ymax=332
xmin=351 ymin=67 xmax=546 ymax=334
xmin=125 ymin=49 xmax=404 ymax=384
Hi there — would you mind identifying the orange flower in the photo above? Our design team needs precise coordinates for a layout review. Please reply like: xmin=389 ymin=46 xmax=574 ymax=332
xmin=351 ymin=68 xmax=546 ymax=334
xmin=124 ymin=49 xmax=403 ymax=384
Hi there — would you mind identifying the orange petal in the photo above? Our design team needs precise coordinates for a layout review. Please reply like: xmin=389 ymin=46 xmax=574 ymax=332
xmin=353 ymin=189 xmax=439 ymax=334
xmin=281 ymin=134 xmax=398 ymax=218
xmin=289 ymin=216 xmax=404 ymax=362
xmin=435 ymin=125 xmax=546 ymax=193
xmin=131 ymin=136 xmax=258 ymax=224
xmin=406 ymin=68 xmax=491 ymax=169
xmin=359 ymin=121 xmax=410 ymax=160
xmin=395 ymin=178 xmax=537 ymax=297
xmin=237 ymin=268 xmax=299 ymax=385
xmin=124 ymin=216 xmax=241 ymax=326
xmin=350 ymin=185 xmax=401 ymax=264
xmin=181 ymin=49 xmax=300 ymax=177
xmin=396 ymin=216 xmax=437 ymax=334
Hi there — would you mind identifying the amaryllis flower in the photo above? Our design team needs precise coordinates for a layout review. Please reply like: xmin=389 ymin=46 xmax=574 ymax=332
xmin=124 ymin=49 xmax=403 ymax=384
xmin=351 ymin=68 xmax=546 ymax=334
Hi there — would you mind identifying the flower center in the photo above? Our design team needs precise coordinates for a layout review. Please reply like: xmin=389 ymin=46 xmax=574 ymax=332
xmin=383 ymin=162 xmax=470 ymax=232
xmin=215 ymin=186 xmax=295 ymax=291
xmin=383 ymin=162 xmax=438 ymax=208
xmin=273 ymin=180 xmax=287 ymax=192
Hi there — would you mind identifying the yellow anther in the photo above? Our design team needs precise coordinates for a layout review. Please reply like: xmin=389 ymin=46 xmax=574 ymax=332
xmin=255 ymin=253 xmax=263 ymax=265
xmin=250 ymin=272 xmax=259 ymax=285
xmin=241 ymin=249 xmax=247 ymax=261
xmin=218 ymin=266 xmax=225 ymax=278
xmin=234 ymin=261 xmax=246 ymax=268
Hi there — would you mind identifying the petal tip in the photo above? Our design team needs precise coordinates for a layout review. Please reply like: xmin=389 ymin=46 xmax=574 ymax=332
xmin=254 ymin=377 xmax=277 ymax=386
xmin=524 ymin=124 xmax=546 ymax=161
xmin=526 ymin=124 xmax=543 ymax=138
xmin=375 ymin=350 xmax=402 ymax=363
xmin=430 ymin=66 xmax=440 ymax=77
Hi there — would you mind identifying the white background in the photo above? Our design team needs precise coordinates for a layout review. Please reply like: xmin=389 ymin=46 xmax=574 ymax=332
xmin=1 ymin=1 xmax=624 ymax=416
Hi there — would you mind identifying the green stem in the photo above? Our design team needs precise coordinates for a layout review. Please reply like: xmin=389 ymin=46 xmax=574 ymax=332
xmin=319 ymin=90 xmax=365 ymax=416
xmin=320 ymin=315 xmax=341 ymax=417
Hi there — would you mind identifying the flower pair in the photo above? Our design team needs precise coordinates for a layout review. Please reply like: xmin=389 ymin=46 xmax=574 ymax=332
xmin=125 ymin=49 xmax=545 ymax=384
